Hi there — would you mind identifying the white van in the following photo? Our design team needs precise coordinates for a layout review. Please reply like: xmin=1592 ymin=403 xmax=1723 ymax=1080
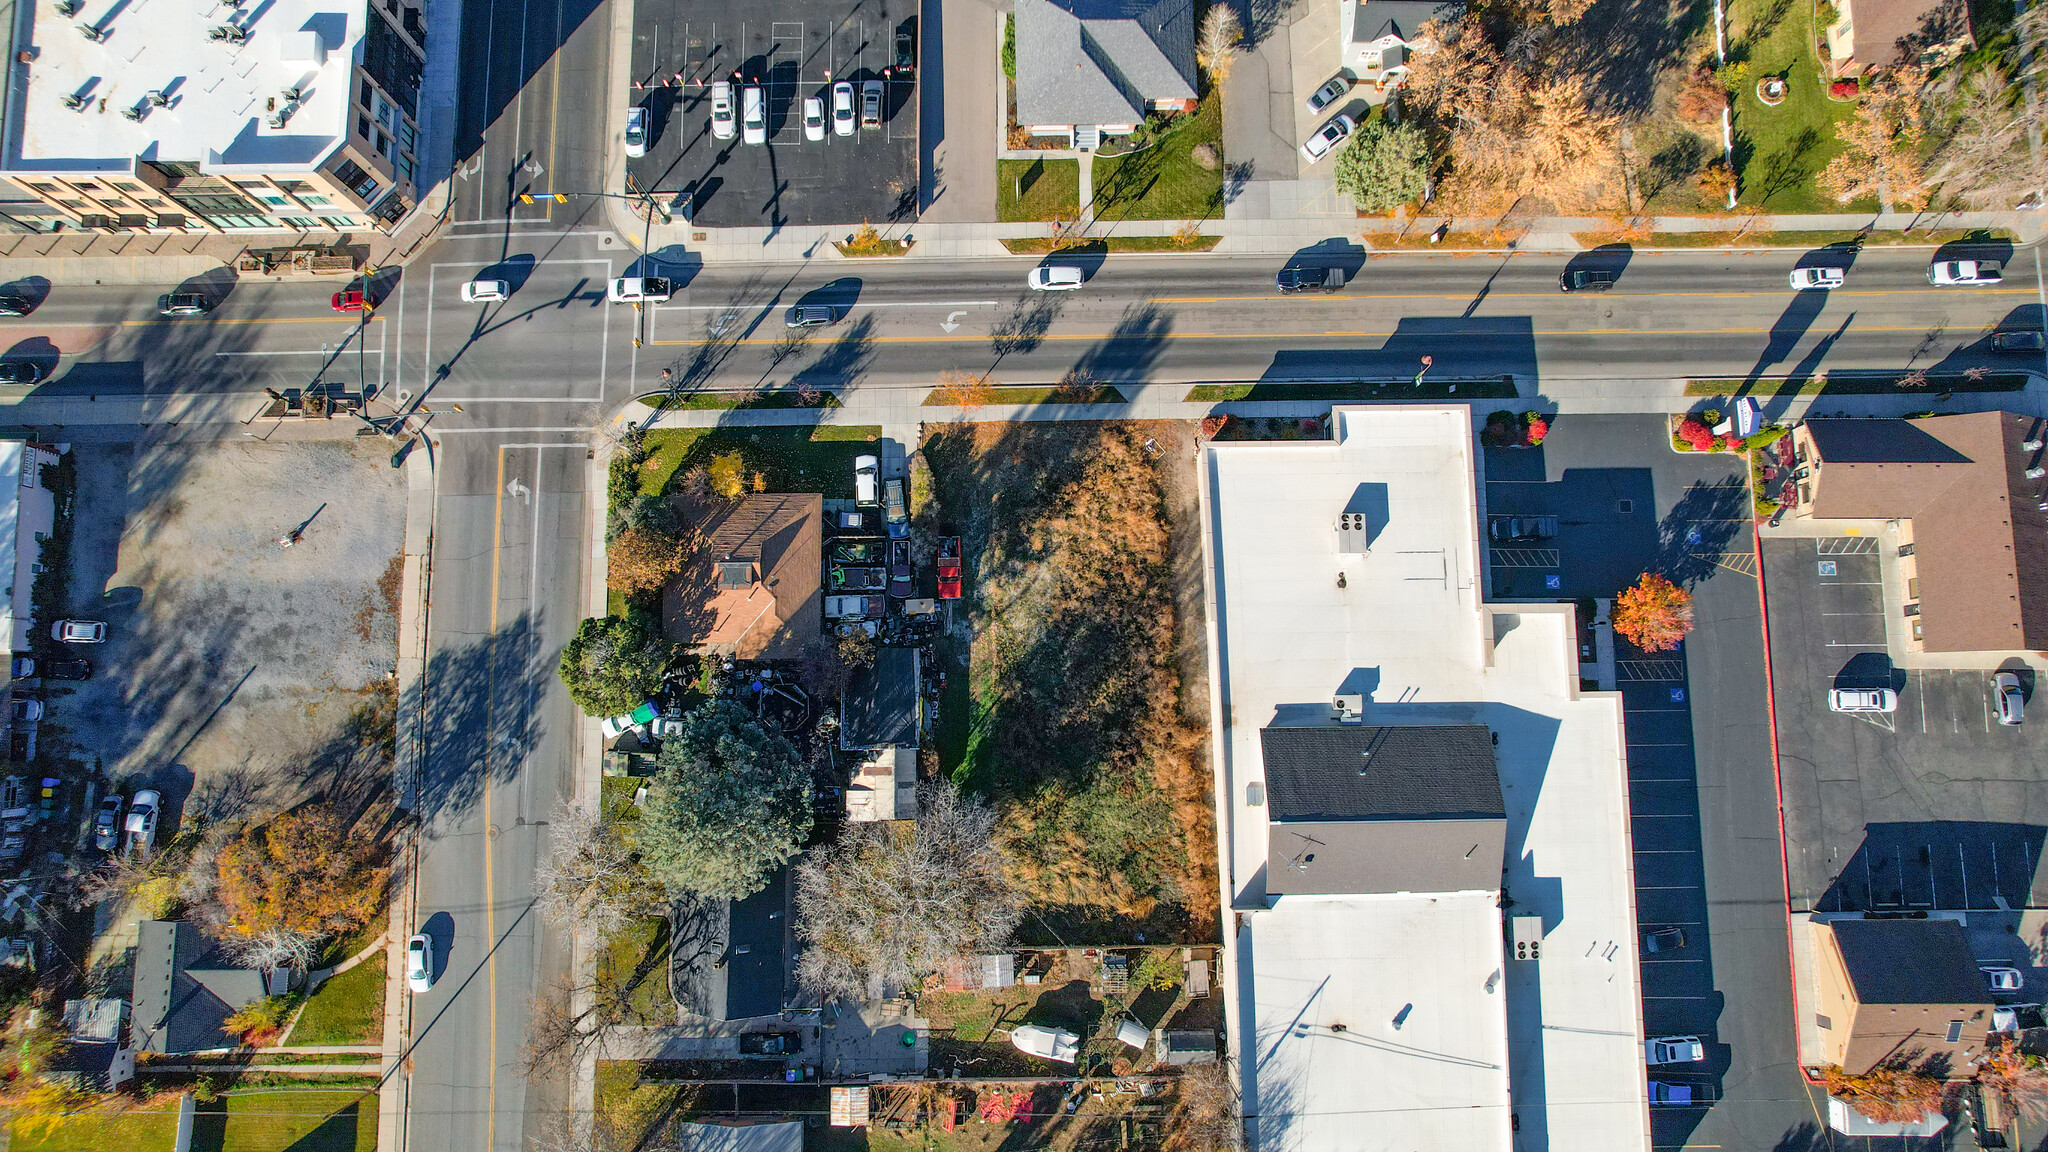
xmin=854 ymin=454 xmax=879 ymax=504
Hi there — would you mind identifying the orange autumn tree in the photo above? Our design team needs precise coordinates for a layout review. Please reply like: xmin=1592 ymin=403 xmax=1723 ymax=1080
xmin=215 ymin=806 xmax=390 ymax=944
xmin=1611 ymin=572 xmax=1694 ymax=653
xmin=1819 ymin=1060 xmax=1945 ymax=1124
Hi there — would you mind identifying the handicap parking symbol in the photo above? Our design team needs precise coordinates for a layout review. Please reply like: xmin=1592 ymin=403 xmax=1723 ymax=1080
xmin=1544 ymin=574 xmax=1562 ymax=591
xmin=1669 ymin=687 xmax=1686 ymax=704
xmin=1685 ymin=526 xmax=1702 ymax=546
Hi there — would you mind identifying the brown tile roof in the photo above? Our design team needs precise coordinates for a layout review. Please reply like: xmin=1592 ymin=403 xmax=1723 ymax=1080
xmin=1846 ymin=0 xmax=1972 ymax=67
xmin=1804 ymin=412 xmax=2048 ymax=652
xmin=662 ymin=493 xmax=823 ymax=660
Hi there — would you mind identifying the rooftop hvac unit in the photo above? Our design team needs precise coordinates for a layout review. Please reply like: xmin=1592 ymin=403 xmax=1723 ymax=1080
xmin=1331 ymin=693 xmax=1364 ymax=723
xmin=1335 ymin=512 xmax=1370 ymax=555
xmin=1510 ymin=915 xmax=1543 ymax=962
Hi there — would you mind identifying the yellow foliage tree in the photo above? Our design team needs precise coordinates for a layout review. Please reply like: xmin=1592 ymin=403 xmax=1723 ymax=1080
xmin=1611 ymin=572 xmax=1694 ymax=653
xmin=929 ymin=369 xmax=997 ymax=408
xmin=214 ymin=806 xmax=390 ymax=942
xmin=1819 ymin=68 xmax=1929 ymax=208
xmin=608 ymin=526 xmax=685 ymax=597
xmin=1819 ymin=1061 xmax=1944 ymax=1124
xmin=705 ymin=451 xmax=746 ymax=498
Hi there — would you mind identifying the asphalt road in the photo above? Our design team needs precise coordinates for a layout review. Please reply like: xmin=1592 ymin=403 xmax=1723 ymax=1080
xmin=2 ymin=245 xmax=2043 ymax=408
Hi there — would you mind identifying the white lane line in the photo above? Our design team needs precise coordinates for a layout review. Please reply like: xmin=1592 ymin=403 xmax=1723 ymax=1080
xmin=213 ymin=349 xmax=387 ymax=357
xmin=653 ymin=300 xmax=1003 ymax=312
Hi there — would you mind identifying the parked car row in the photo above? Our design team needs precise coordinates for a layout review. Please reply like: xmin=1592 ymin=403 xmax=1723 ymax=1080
xmin=698 ymin=78 xmax=887 ymax=147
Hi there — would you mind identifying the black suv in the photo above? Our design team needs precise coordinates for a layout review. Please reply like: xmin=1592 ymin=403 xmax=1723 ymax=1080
xmin=0 ymin=362 xmax=41 ymax=386
xmin=0 ymin=296 xmax=35 ymax=317
xmin=1276 ymin=266 xmax=1345 ymax=294
xmin=1558 ymin=269 xmax=1616 ymax=293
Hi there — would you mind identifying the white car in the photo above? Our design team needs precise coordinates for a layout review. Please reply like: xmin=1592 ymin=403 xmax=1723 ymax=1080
xmin=49 ymin=619 xmax=106 ymax=644
xmin=1828 ymin=687 xmax=1897 ymax=713
xmin=832 ymin=81 xmax=855 ymax=136
xmin=460 ymin=279 xmax=509 ymax=303
xmin=607 ymin=276 xmax=673 ymax=304
xmin=407 ymin=933 xmax=435 ymax=993
xmin=1929 ymin=258 xmax=2003 ymax=285
xmin=1028 ymin=265 xmax=1084 ymax=291
xmin=710 ymin=81 xmax=736 ymax=140
xmin=1984 ymin=965 xmax=2025 ymax=992
xmin=742 ymin=84 xmax=766 ymax=145
xmin=124 ymin=788 xmax=159 ymax=855
xmin=803 ymin=96 xmax=825 ymax=142
xmin=9 ymin=699 xmax=40 ymax=724
xmin=1301 ymin=113 xmax=1356 ymax=165
xmin=1996 ymin=671 xmax=2025 ymax=726
xmin=624 ymin=105 xmax=648 ymax=157
xmin=1788 ymin=267 xmax=1843 ymax=290
xmin=1306 ymin=74 xmax=1352 ymax=113
xmin=1646 ymin=1035 xmax=1706 ymax=1065
xmin=854 ymin=454 xmax=879 ymax=504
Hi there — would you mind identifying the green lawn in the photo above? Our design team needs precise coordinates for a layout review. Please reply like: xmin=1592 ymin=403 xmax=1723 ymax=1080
xmin=632 ymin=426 xmax=884 ymax=502
xmin=640 ymin=390 xmax=843 ymax=411
xmin=597 ymin=916 xmax=675 ymax=1025
xmin=14 ymin=1091 xmax=374 ymax=1152
xmin=1091 ymin=96 xmax=1224 ymax=220
xmin=998 ymin=158 xmax=1081 ymax=222
xmin=1186 ymin=378 xmax=1519 ymax=402
xmin=594 ymin=1062 xmax=689 ymax=1151
xmin=999 ymin=235 xmax=1220 ymax=253
xmin=919 ymin=385 xmax=1126 ymax=406
xmin=1730 ymin=0 xmax=1869 ymax=212
xmin=291 ymin=952 xmax=386 ymax=1047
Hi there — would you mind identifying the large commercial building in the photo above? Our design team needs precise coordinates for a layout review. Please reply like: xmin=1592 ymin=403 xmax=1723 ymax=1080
xmin=1197 ymin=406 xmax=1649 ymax=1151
xmin=0 ymin=0 xmax=423 ymax=233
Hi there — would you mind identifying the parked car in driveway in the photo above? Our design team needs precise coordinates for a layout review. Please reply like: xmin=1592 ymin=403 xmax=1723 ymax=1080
xmin=825 ymin=594 xmax=883 ymax=620
xmin=407 ymin=933 xmax=435 ymax=993
xmin=1306 ymin=74 xmax=1352 ymax=113
xmin=1828 ymin=686 xmax=1897 ymax=713
xmin=1984 ymin=965 xmax=2025 ymax=992
xmin=1789 ymin=267 xmax=1844 ymax=290
xmin=831 ymin=567 xmax=887 ymax=592
xmin=624 ymin=104 xmax=648 ymax=157
xmin=854 ymin=455 xmax=879 ymax=505
xmin=124 ymin=788 xmax=159 ymax=855
xmin=49 ymin=619 xmax=105 ymax=644
xmin=710 ymin=81 xmax=736 ymax=140
xmin=888 ymin=539 xmax=913 ymax=598
xmin=1996 ymin=671 xmax=2025 ymax=726
xmin=1300 ymin=114 xmax=1355 ymax=164
xmin=92 ymin=793 xmax=122 ymax=851
xmin=883 ymin=477 xmax=908 ymax=539
xmin=832 ymin=81 xmax=855 ymax=136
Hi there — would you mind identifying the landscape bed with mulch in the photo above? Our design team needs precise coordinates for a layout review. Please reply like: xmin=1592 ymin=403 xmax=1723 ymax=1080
xmin=1685 ymin=372 xmax=2028 ymax=397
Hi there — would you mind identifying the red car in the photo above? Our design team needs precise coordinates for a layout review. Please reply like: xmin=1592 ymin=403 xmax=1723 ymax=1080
xmin=331 ymin=288 xmax=372 ymax=312
xmin=937 ymin=536 xmax=963 ymax=600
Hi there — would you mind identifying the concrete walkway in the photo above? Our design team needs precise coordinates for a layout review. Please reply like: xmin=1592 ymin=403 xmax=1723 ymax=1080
xmin=307 ymin=931 xmax=390 ymax=988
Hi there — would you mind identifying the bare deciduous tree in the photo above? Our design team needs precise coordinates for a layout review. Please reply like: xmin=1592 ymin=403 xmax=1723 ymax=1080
xmin=1197 ymin=5 xmax=1241 ymax=88
xmin=794 ymin=782 xmax=1022 ymax=1002
xmin=534 ymin=800 xmax=650 ymax=941
xmin=222 ymin=927 xmax=323 ymax=972
xmin=522 ymin=979 xmax=628 ymax=1077
xmin=1165 ymin=1059 xmax=1242 ymax=1151
xmin=1928 ymin=68 xmax=2042 ymax=206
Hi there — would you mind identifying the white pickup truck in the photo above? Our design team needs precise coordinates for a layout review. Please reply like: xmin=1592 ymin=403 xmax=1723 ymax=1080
xmin=1928 ymin=259 xmax=2004 ymax=285
xmin=607 ymin=276 xmax=673 ymax=303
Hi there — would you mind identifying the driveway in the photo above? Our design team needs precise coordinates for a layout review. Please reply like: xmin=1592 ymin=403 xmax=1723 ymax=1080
xmin=918 ymin=0 xmax=997 ymax=221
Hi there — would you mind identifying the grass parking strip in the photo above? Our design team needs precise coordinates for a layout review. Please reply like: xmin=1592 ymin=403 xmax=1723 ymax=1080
xmin=919 ymin=385 xmax=1126 ymax=406
xmin=1685 ymin=372 xmax=2028 ymax=396
xmin=1186 ymin=378 xmax=1519 ymax=402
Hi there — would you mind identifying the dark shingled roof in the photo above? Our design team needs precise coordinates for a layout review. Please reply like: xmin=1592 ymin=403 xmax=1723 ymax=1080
xmin=130 ymin=921 xmax=269 ymax=1054
xmin=1831 ymin=918 xmax=1988 ymax=1005
xmin=842 ymin=647 xmax=919 ymax=749
xmin=1349 ymin=0 xmax=1453 ymax=45
xmin=670 ymin=870 xmax=791 ymax=1023
xmin=1261 ymin=725 xmax=1504 ymax=822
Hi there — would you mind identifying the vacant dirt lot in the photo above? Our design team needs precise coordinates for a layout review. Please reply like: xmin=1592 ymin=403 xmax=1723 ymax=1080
xmin=49 ymin=438 xmax=404 ymax=822
xmin=922 ymin=421 xmax=1215 ymax=943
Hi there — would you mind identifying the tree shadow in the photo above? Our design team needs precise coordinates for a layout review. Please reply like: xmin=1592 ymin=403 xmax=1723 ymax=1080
xmin=789 ymin=315 xmax=878 ymax=393
xmin=405 ymin=610 xmax=548 ymax=829
xmin=1653 ymin=477 xmax=1750 ymax=588
xmin=990 ymin=293 xmax=1064 ymax=358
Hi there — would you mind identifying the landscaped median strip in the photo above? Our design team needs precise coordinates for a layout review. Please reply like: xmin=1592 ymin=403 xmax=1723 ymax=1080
xmin=919 ymin=385 xmax=1127 ymax=406
xmin=1685 ymin=372 xmax=2029 ymax=397
xmin=1184 ymin=378 xmax=1520 ymax=403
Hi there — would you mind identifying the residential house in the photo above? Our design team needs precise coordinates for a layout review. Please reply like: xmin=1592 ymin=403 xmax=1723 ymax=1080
xmin=670 ymin=869 xmax=792 ymax=1023
xmin=841 ymin=648 xmax=920 ymax=822
xmin=1805 ymin=917 xmax=1994 ymax=1075
xmin=663 ymin=493 xmax=823 ymax=661
xmin=671 ymin=1120 xmax=805 ymax=1152
xmin=0 ymin=0 xmax=424 ymax=233
xmin=130 ymin=920 xmax=274 ymax=1053
xmin=55 ymin=998 xmax=132 ymax=1090
xmin=1013 ymin=0 xmax=1197 ymax=150
xmin=0 ymin=442 xmax=62 ymax=653
xmin=1824 ymin=0 xmax=1973 ymax=76
xmin=1339 ymin=0 xmax=1453 ymax=94
xmin=1786 ymin=412 xmax=2048 ymax=654
xmin=1198 ymin=406 xmax=1648 ymax=1151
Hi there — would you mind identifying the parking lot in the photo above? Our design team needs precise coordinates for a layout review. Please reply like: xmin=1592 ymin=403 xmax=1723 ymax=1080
xmin=626 ymin=1 xmax=920 ymax=226
xmin=42 ymin=438 xmax=405 ymax=830
xmin=1763 ymin=533 xmax=2048 ymax=916
xmin=1484 ymin=417 xmax=1813 ymax=1150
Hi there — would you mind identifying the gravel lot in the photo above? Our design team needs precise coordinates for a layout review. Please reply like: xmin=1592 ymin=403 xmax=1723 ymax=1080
xmin=45 ymin=438 xmax=405 ymax=820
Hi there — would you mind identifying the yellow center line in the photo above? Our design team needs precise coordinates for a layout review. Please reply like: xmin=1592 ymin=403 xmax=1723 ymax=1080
xmin=649 ymin=320 xmax=1988 ymax=348
xmin=116 ymin=315 xmax=389 ymax=327
xmin=484 ymin=449 xmax=504 ymax=1152
xmin=1145 ymin=287 xmax=2037 ymax=304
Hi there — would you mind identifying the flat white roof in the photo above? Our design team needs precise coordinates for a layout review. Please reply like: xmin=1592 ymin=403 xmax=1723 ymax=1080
xmin=8 ymin=0 xmax=359 ymax=173
xmin=1199 ymin=406 xmax=1650 ymax=1152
